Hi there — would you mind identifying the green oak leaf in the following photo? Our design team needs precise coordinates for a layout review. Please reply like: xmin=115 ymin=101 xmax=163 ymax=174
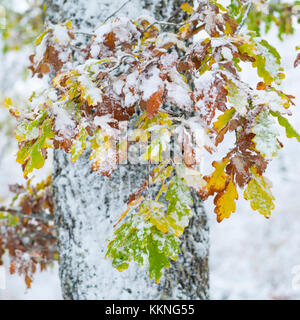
xmin=106 ymin=213 xmax=180 ymax=282
xmin=165 ymin=175 xmax=193 ymax=237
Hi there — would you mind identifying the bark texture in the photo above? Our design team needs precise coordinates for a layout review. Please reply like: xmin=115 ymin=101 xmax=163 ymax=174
xmin=48 ymin=0 xmax=209 ymax=300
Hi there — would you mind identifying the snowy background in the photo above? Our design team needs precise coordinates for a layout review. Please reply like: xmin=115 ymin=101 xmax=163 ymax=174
xmin=0 ymin=1 xmax=300 ymax=300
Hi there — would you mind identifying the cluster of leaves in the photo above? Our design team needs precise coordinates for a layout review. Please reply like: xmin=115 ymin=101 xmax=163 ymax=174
xmin=5 ymin=0 xmax=300 ymax=282
xmin=229 ymin=0 xmax=300 ymax=40
xmin=0 ymin=176 xmax=57 ymax=287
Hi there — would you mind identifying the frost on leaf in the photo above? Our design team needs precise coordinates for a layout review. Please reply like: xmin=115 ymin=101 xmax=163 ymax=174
xmin=194 ymin=71 xmax=228 ymax=125
xmin=244 ymin=167 xmax=275 ymax=218
xmin=7 ymin=0 xmax=300 ymax=285
xmin=225 ymin=149 xmax=267 ymax=188
xmin=252 ymin=111 xmax=281 ymax=158
xmin=227 ymin=80 xmax=248 ymax=115
xmin=176 ymin=165 xmax=206 ymax=193
xmin=106 ymin=213 xmax=180 ymax=283
xmin=165 ymin=175 xmax=193 ymax=237
xmin=70 ymin=127 xmax=88 ymax=162
xmin=29 ymin=21 xmax=74 ymax=78
xmin=89 ymin=128 xmax=119 ymax=177
xmin=237 ymin=37 xmax=284 ymax=85
xmin=16 ymin=120 xmax=54 ymax=177
xmin=139 ymin=200 xmax=168 ymax=234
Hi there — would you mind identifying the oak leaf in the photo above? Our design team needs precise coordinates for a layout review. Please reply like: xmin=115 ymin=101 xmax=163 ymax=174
xmin=244 ymin=167 xmax=275 ymax=218
xmin=214 ymin=179 xmax=238 ymax=222
xmin=200 ymin=158 xmax=230 ymax=200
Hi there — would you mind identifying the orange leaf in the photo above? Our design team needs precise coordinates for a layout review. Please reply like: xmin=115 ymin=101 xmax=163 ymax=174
xmin=256 ymin=82 xmax=266 ymax=90
xmin=104 ymin=32 xmax=116 ymax=50
xmin=25 ymin=275 xmax=32 ymax=289
xmin=9 ymin=262 xmax=16 ymax=275
xmin=146 ymin=89 xmax=163 ymax=119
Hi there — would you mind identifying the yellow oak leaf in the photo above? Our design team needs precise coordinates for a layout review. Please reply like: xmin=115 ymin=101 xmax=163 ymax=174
xmin=140 ymin=200 xmax=169 ymax=234
xmin=244 ymin=167 xmax=275 ymax=218
xmin=200 ymin=158 xmax=230 ymax=200
xmin=213 ymin=108 xmax=235 ymax=133
xmin=214 ymin=179 xmax=238 ymax=222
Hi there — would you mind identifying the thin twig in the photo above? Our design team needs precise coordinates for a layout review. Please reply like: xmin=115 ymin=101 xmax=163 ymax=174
xmin=105 ymin=54 xmax=138 ymax=73
xmin=235 ymin=1 xmax=252 ymax=35
xmin=144 ymin=20 xmax=190 ymax=33
xmin=113 ymin=197 xmax=144 ymax=228
xmin=104 ymin=0 xmax=131 ymax=23
xmin=73 ymin=31 xmax=95 ymax=37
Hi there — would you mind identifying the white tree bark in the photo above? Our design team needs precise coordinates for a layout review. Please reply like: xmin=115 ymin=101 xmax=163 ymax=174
xmin=48 ymin=0 xmax=209 ymax=300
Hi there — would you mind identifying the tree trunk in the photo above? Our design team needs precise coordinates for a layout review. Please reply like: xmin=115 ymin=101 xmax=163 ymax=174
xmin=47 ymin=0 xmax=209 ymax=300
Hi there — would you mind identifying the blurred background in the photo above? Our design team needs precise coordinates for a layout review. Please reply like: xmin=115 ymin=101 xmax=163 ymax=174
xmin=0 ymin=0 xmax=300 ymax=299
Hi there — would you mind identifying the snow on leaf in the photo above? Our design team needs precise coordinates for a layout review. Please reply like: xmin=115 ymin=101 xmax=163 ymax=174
xmin=176 ymin=164 xmax=206 ymax=193
xmin=140 ymin=65 xmax=163 ymax=103
xmin=89 ymin=129 xmax=118 ymax=177
xmin=252 ymin=88 xmax=294 ymax=113
xmin=194 ymin=71 xmax=228 ymax=125
xmin=214 ymin=179 xmax=238 ymax=222
xmin=244 ymin=167 xmax=275 ymax=218
xmin=142 ymin=127 xmax=170 ymax=162
xmin=139 ymin=200 xmax=168 ymax=234
xmin=165 ymin=175 xmax=193 ymax=237
xmin=152 ymin=162 xmax=173 ymax=184
xmin=78 ymin=74 xmax=103 ymax=106
xmin=237 ymin=37 xmax=283 ymax=85
xmin=53 ymin=24 xmax=72 ymax=46
xmin=256 ymin=39 xmax=282 ymax=84
xmin=91 ymin=17 xmax=140 ymax=57
xmin=15 ymin=111 xmax=47 ymax=142
xmin=70 ymin=127 xmax=88 ymax=162
xmin=252 ymin=111 xmax=281 ymax=158
xmin=165 ymin=69 xmax=193 ymax=112
xmin=106 ymin=213 xmax=180 ymax=283
xmin=16 ymin=120 xmax=54 ymax=177
xmin=227 ymin=80 xmax=248 ymax=115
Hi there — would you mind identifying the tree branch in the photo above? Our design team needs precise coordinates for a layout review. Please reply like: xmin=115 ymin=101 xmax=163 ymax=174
xmin=235 ymin=1 xmax=252 ymax=35
xmin=103 ymin=0 xmax=131 ymax=23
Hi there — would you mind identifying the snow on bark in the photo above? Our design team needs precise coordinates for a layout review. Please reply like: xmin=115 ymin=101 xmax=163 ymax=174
xmin=48 ymin=0 xmax=209 ymax=300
